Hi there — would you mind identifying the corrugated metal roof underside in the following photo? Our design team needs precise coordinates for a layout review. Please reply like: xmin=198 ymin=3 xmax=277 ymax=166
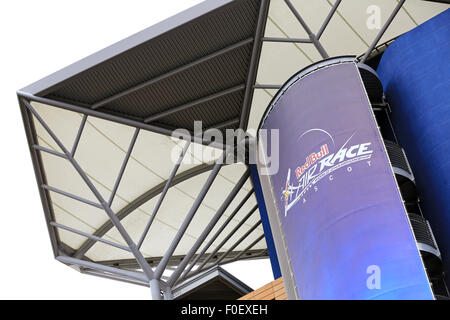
xmin=42 ymin=0 xmax=261 ymax=132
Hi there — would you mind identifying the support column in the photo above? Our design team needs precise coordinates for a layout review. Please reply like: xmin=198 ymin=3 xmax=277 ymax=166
xmin=163 ymin=286 xmax=173 ymax=300
xmin=150 ymin=279 xmax=162 ymax=300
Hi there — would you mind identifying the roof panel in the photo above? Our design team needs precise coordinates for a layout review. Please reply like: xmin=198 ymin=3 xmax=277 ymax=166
xmin=104 ymin=42 xmax=252 ymax=122
xmin=46 ymin=0 xmax=259 ymax=104
xmin=21 ymin=0 xmax=237 ymax=95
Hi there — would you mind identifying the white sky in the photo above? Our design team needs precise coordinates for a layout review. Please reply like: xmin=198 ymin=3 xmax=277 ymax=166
xmin=0 ymin=0 xmax=274 ymax=299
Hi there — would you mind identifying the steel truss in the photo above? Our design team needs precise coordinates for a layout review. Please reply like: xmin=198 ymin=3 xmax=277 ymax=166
xmin=17 ymin=0 xmax=420 ymax=300
xmin=18 ymin=92 xmax=266 ymax=300
xmin=257 ymin=0 xmax=407 ymax=89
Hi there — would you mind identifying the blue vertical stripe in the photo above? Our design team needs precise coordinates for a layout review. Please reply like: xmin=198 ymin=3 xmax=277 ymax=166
xmin=250 ymin=164 xmax=282 ymax=279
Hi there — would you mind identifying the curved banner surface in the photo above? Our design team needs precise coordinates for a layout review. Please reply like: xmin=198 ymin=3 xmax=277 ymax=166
xmin=258 ymin=61 xmax=433 ymax=300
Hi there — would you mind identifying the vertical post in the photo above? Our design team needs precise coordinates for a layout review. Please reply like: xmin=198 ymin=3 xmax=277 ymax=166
xmin=150 ymin=279 xmax=162 ymax=300
xmin=18 ymin=98 xmax=60 ymax=256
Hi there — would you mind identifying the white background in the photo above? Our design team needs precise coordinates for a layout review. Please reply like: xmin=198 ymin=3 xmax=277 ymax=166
xmin=0 ymin=0 xmax=273 ymax=299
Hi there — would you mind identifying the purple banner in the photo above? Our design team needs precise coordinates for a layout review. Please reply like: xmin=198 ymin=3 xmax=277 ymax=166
xmin=258 ymin=61 xmax=433 ymax=299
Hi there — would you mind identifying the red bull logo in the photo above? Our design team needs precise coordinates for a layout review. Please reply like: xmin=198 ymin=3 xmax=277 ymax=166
xmin=295 ymin=144 xmax=329 ymax=179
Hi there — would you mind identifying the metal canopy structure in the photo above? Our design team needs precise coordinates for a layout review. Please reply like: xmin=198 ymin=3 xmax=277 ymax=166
xmin=17 ymin=0 xmax=449 ymax=299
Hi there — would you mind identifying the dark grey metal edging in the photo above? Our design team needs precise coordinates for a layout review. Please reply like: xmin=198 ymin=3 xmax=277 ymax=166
xmin=20 ymin=0 xmax=236 ymax=96
xmin=96 ymin=249 xmax=267 ymax=269
xmin=17 ymin=91 xmax=227 ymax=149
xmin=239 ymin=0 xmax=270 ymax=131
xmin=18 ymin=98 xmax=60 ymax=257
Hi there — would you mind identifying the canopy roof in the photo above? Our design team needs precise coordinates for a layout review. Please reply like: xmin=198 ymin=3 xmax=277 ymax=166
xmin=18 ymin=0 xmax=449 ymax=293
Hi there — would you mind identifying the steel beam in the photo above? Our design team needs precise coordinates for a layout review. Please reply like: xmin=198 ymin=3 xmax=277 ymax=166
xmin=73 ymin=162 xmax=215 ymax=259
xmin=163 ymin=286 xmax=173 ymax=300
xmin=17 ymin=92 xmax=225 ymax=149
xmin=144 ymin=84 xmax=245 ymax=123
xmin=50 ymin=221 xmax=131 ymax=252
xmin=167 ymin=169 xmax=250 ymax=287
xmin=41 ymin=184 xmax=103 ymax=209
xmin=239 ymin=0 xmax=270 ymax=130
xmin=262 ymin=37 xmax=311 ymax=43
xmin=224 ymin=234 xmax=265 ymax=264
xmin=22 ymin=98 xmax=155 ymax=281
xmin=212 ymin=220 xmax=262 ymax=267
xmin=71 ymin=115 xmax=87 ymax=157
xmin=81 ymin=269 xmax=149 ymax=288
xmin=18 ymin=91 xmax=175 ymax=136
xmin=206 ymin=118 xmax=240 ymax=131
xmin=317 ymin=0 xmax=342 ymax=40
xmin=95 ymin=248 xmax=266 ymax=269
xmin=108 ymin=128 xmax=140 ymax=206
xmin=150 ymin=278 xmax=162 ymax=300
xmin=253 ymin=84 xmax=282 ymax=90
xmin=92 ymin=38 xmax=254 ymax=109
xmin=285 ymin=0 xmax=329 ymax=59
xmin=137 ymin=141 xmax=191 ymax=249
xmin=153 ymin=148 xmax=229 ymax=279
xmin=190 ymin=221 xmax=263 ymax=278
xmin=188 ymin=204 xmax=258 ymax=279
xmin=360 ymin=0 xmax=405 ymax=63
xmin=32 ymin=145 xmax=67 ymax=159
xmin=177 ymin=188 xmax=255 ymax=282
xmin=56 ymin=256 xmax=148 ymax=283
xmin=19 ymin=99 xmax=60 ymax=256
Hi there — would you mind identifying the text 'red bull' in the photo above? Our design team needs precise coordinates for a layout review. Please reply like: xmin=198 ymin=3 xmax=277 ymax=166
xmin=295 ymin=144 xmax=329 ymax=179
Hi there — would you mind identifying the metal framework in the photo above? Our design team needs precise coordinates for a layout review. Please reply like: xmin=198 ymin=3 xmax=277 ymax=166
xmin=17 ymin=88 xmax=268 ymax=299
xmin=256 ymin=0 xmax=409 ymax=89
xmin=17 ymin=0 xmax=442 ymax=299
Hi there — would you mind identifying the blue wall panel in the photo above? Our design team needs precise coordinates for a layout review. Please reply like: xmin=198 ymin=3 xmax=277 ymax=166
xmin=377 ymin=9 xmax=450 ymax=286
